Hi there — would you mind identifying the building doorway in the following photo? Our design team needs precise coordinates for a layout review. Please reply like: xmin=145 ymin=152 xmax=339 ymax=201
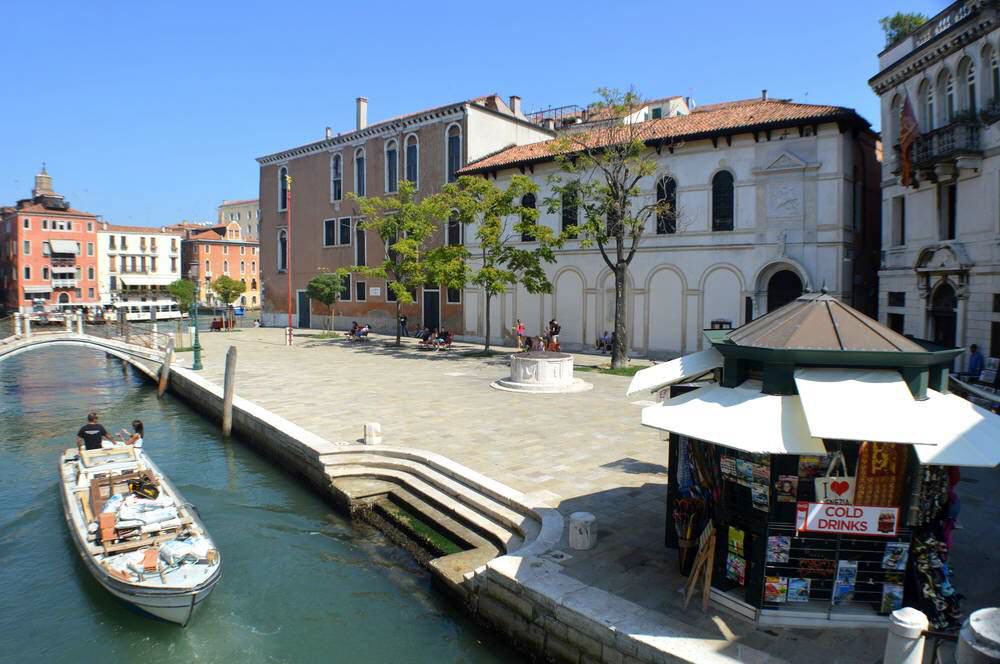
xmin=422 ymin=288 xmax=440 ymax=331
xmin=297 ymin=291 xmax=311 ymax=329
xmin=58 ymin=293 xmax=70 ymax=304
xmin=766 ymin=270 xmax=803 ymax=312
xmin=929 ymin=282 xmax=957 ymax=348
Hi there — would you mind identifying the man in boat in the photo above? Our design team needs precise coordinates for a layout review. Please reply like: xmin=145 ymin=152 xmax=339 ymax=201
xmin=76 ymin=412 xmax=115 ymax=452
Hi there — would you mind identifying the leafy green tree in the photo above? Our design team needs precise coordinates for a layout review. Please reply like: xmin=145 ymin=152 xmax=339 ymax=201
xmin=545 ymin=87 xmax=676 ymax=368
xmin=306 ymin=268 xmax=351 ymax=331
xmin=443 ymin=175 xmax=560 ymax=351
xmin=210 ymin=275 xmax=247 ymax=330
xmin=167 ymin=278 xmax=196 ymax=344
xmin=349 ymin=180 xmax=463 ymax=345
xmin=879 ymin=12 xmax=928 ymax=46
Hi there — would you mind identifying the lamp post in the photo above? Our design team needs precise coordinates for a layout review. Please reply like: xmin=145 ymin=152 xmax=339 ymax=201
xmin=285 ymin=173 xmax=293 ymax=346
xmin=191 ymin=281 xmax=203 ymax=370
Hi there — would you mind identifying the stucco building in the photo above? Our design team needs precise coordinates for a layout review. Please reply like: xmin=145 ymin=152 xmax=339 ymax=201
xmin=457 ymin=95 xmax=881 ymax=356
xmin=96 ymin=222 xmax=183 ymax=320
xmin=0 ymin=168 xmax=102 ymax=313
xmin=256 ymin=94 xmax=553 ymax=331
xmin=218 ymin=199 xmax=260 ymax=240
xmin=169 ymin=221 xmax=260 ymax=309
xmin=870 ymin=0 xmax=1000 ymax=363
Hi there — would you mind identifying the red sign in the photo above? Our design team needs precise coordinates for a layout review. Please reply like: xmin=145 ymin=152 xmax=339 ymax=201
xmin=795 ymin=502 xmax=899 ymax=537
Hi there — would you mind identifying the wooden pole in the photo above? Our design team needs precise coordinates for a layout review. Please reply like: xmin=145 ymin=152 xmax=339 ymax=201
xmin=157 ymin=340 xmax=174 ymax=398
xmin=222 ymin=345 xmax=237 ymax=436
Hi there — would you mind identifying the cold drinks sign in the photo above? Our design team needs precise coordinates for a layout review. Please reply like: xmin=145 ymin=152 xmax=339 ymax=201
xmin=795 ymin=502 xmax=899 ymax=537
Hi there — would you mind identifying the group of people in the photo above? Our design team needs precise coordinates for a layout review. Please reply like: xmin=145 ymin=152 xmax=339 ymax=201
xmin=417 ymin=326 xmax=453 ymax=350
xmin=76 ymin=412 xmax=144 ymax=453
xmin=346 ymin=321 xmax=371 ymax=341
xmin=514 ymin=319 xmax=561 ymax=352
xmin=595 ymin=330 xmax=616 ymax=354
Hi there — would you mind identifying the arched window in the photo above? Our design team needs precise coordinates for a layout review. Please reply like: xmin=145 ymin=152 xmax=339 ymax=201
xmin=711 ymin=171 xmax=734 ymax=231
xmin=205 ymin=260 xmax=210 ymax=274
xmin=223 ymin=260 xmax=229 ymax=274
xmin=330 ymin=154 xmax=342 ymax=201
xmin=520 ymin=193 xmax=536 ymax=242
xmin=278 ymin=166 xmax=288 ymax=211
xmin=277 ymin=229 xmax=287 ymax=272
xmin=385 ymin=139 xmax=398 ymax=193
xmin=405 ymin=134 xmax=419 ymax=187
xmin=561 ymin=184 xmax=578 ymax=231
xmin=251 ymin=279 xmax=258 ymax=290
xmin=991 ymin=46 xmax=1000 ymax=102
xmin=655 ymin=176 xmax=677 ymax=234
xmin=889 ymin=95 xmax=902 ymax=146
xmin=354 ymin=148 xmax=366 ymax=196
xmin=447 ymin=210 xmax=463 ymax=246
xmin=446 ymin=124 xmax=462 ymax=183
xmin=959 ymin=56 xmax=977 ymax=113
xmin=919 ymin=79 xmax=934 ymax=130
xmin=938 ymin=69 xmax=955 ymax=123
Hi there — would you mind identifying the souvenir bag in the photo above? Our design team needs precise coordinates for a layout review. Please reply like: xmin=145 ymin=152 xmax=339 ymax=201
xmin=814 ymin=451 xmax=855 ymax=504
xmin=854 ymin=442 xmax=907 ymax=507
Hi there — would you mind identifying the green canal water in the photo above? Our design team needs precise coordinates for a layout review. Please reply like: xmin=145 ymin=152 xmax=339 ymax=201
xmin=0 ymin=347 xmax=518 ymax=663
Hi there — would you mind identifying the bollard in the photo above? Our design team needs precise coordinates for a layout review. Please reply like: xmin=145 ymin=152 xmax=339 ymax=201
xmin=569 ymin=512 xmax=598 ymax=550
xmin=24 ymin=317 xmax=31 ymax=338
xmin=76 ymin=313 xmax=83 ymax=335
xmin=65 ymin=314 xmax=72 ymax=332
xmin=14 ymin=313 xmax=22 ymax=337
xmin=222 ymin=346 xmax=237 ymax=436
xmin=957 ymin=607 xmax=1000 ymax=664
xmin=883 ymin=607 xmax=928 ymax=664
xmin=363 ymin=423 xmax=382 ymax=445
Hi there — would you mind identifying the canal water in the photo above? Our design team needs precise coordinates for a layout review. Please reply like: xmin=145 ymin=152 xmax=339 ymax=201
xmin=0 ymin=347 xmax=517 ymax=663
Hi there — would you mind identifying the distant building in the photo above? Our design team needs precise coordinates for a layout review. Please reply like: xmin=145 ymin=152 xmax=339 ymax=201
xmin=256 ymin=93 xmax=554 ymax=331
xmin=870 ymin=0 xmax=1000 ymax=363
xmin=218 ymin=199 xmax=260 ymax=240
xmin=96 ymin=222 xmax=184 ymax=320
xmin=0 ymin=167 xmax=102 ymax=313
xmin=168 ymin=221 xmax=260 ymax=309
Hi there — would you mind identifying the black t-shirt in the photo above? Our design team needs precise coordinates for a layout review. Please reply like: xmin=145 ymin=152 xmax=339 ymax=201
xmin=77 ymin=423 xmax=109 ymax=450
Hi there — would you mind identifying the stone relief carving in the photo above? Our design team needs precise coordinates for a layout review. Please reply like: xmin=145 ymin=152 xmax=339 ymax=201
xmin=767 ymin=182 xmax=802 ymax=217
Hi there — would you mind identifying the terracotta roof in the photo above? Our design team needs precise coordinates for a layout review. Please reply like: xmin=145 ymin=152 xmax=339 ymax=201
xmin=101 ymin=223 xmax=183 ymax=235
xmin=459 ymin=99 xmax=866 ymax=174
xmin=11 ymin=201 xmax=98 ymax=217
xmin=727 ymin=293 xmax=925 ymax=353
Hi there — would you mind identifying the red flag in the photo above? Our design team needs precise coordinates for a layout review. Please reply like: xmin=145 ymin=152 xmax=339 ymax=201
xmin=899 ymin=95 xmax=919 ymax=187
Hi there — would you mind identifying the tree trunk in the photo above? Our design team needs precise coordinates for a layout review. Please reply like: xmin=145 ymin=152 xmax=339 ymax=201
xmin=611 ymin=263 xmax=628 ymax=369
xmin=328 ymin=302 xmax=334 ymax=331
xmin=395 ymin=300 xmax=401 ymax=346
xmin=484 ymin=293 xmax=492 ymax=353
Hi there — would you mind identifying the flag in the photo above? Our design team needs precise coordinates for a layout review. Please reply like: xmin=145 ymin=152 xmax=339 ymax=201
xmin=899 ymin=95 xmax=919 ymax=187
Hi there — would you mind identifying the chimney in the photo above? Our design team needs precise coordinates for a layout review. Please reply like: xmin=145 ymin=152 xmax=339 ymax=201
xmin=356 ymin=97 xmax=368 ymax=130
xmin=543 ymin=118 xmax=556 ymax=131
xmin=325 ymin=126 xmax=333 ymax=140
xmin=761 ymin=89 xmax=768 ymax=101
xmin=509 ymin=95 xmax=522 ymax=116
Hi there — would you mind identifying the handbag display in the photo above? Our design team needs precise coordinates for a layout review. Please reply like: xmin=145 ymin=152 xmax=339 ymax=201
xmin=814 ymin=451 xmax=856 ymax=504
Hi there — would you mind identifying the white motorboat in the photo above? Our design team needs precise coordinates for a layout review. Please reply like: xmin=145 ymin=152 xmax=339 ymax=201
xmin=60 ymin=446 xmax=222 ymax=626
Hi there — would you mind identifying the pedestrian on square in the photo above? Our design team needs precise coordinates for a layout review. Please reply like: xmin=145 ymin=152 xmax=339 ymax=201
xmin=515 ymin=319 xmax=525 ymax=350
xmin=398 ymin=313 xmax=408 ymax=337
xmin=966 ymin=343 xmax=985 ymax=379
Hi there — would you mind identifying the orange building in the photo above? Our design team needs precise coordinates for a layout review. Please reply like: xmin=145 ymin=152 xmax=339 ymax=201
xmin=167 ymin=221 xmax=260 ymax=308
xmin=0 ymin=167 xmax=101 ymax=313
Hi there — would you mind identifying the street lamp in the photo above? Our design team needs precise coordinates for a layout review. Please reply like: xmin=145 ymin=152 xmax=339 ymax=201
xmin=285 ymin=173 xmax=293 ymax=346
xmin=191 ymin=280 xmax=203 ymax=370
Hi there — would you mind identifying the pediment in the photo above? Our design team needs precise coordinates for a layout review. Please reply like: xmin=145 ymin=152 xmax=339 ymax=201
xmin=914 ymin=242 xmax=973 ymax=272
xmin=765 ymin=152 xmax=808 ymax=171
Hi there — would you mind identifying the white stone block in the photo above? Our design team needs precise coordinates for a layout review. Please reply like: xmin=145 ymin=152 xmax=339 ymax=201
xmin=363 ymin=422 xmax=382 ymax=445
xmin=568 ymin=512 xmax=597 ymax=551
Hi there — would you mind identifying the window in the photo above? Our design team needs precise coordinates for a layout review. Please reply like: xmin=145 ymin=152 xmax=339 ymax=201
xmin=88 ymin=266 xmax=95 ymax=280
xmin=205 ymin=244 xmax=210 ymax=254
xmin=520 ymin=193 xmax=536 ymax=242
xmin=711 ymin=171 xmax=735 ymax=231
xmin=355 ymin=148 xmax=366 ymax=196
xmin=24 ymin=266 xmax=30 ymax=280
xmin=110 ymin=276 xmax=117 ymax=290
xmin=43 ymin=267 xmax=49 ymax=279
xmin=23 ymin=240 xmax=30 ymax=255
xmin=888 ymin=291 xmax=906 ymax=307
xmin=940 ymin=183 xmax=957 ymax=240
xmin=945 ymin=72 xmax=956 ymax=122
xmin=355 ymin=281 xmax=367 ymax=301
xmin=338 ymin=218 xmax=351 ymax=245
xmin=23 ymin=218 xmax=30 ymax=229
xmin=385 ymin=139 xmax=398 ymax=193
xmin=240 ymin=245 xmax=245 ymax=255
xmin=278 ymin=166 xmax=289 ymax=211
xmin=331 ymin=154 xmax=343 ymax=201
xmin=992 ymin=47 xmax=1000 ymax=101
xmin=121 ymin=256 xmax=127 ymax=272
xmin=278 ymin=230 xmax=287 ymax=271
xmin=323 ymin=218 xmax=337 ymax=246
xmin=223 ymin=260 xmax=229 ymax=274
xmin=405 ymin=134 xmax=418 ymax=187
xmin=447 ymin=213 xmax=463 ymax=246
xmin=891 ymin=196 xmax=906 ymax=246
xmin=965 ymin=58 xmax=977 ymax=113
xmin=251 ymin=260 xmax=256 ymax=272
xmin=87 ymin=242 xmax=94 ymax=256
xmin=223 ymin=245 xmax=229 ymax=255
xmin=140 ymin=256 xmax=147 ymax=272
xmin=447 ymin=287 xmax=461 ymax=303
xmin=340 ymin=273 xmax=351 ymax=301
xmin=171 ymin=257 xmax=177 ymax=272
xmin=887 ymin=313 xmax=905 ymax=334
xmin=87 ymin=222 xmax=93 ymax=232
xmin=561 ymin=185 xmax=578 ymax=231
xmin=655 ymin=176 xmax=677 ymax=234
xmin=651 ymin=107 xmax=662 ymax=119
xmin=88 ymin=287 xmax=94 ymax=298
xmin=121 ymin=235 xmax=127 ymax=250
xmin=240 ymin=261 xmax=245 ymax=273
xmin=920 ymin=79 xmax=934 ymax=131
xmin=446 ymin=124 xmax=461 ymax=183
xmin=355 ymin=224 xmax=366 ymax=266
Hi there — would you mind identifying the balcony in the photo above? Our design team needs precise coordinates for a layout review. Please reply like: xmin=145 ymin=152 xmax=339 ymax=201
xmin=52 ymin=278 xmax=78 ymax=289
xmin=913 ymin=121 xmax=981 ymax=169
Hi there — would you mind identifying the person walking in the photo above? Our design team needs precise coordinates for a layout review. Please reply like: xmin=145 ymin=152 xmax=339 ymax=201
xmin=398 ymin=313 xmax=408 ymax=338
xmin=515 ymin=319 xmax=525 ymax=350
xmin=76 ymin=412 xmax=114 ymax=452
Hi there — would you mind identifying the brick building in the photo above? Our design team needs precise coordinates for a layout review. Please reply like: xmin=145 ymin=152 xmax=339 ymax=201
xmin=168 ymin=221 xmax=260 ymax=308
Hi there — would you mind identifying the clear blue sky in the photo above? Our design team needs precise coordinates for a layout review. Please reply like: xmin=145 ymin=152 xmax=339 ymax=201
xmin=0 ymin=0 xmax=946 ymax=227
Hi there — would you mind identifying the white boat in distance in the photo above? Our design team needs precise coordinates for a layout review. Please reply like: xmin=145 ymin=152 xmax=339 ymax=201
xmin=60 ymin=446 xmax=222 ymax=626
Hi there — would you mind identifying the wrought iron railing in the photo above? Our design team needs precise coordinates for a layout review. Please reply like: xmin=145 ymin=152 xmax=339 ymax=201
xmin=914 ymin=121 xmax=981 ymax=166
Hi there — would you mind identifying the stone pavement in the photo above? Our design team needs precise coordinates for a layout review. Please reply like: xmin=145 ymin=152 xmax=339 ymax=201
xmin=177 ymin=327 xmax=998 ymax=663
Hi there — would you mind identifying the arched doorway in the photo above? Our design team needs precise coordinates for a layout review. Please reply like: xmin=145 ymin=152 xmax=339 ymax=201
xmin=929 ymin=282 xmax=957 ymax=348
xmin=58 ymin=293 xmax=70 ymax=304
xmin=766 ymin=270 xmax=803 ymax=312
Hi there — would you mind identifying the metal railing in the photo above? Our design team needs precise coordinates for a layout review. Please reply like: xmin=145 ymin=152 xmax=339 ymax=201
xmin=914 ymin=121 xmax=981 ymax=166
xmin=83 ymin=321 xmax=173 ymax=352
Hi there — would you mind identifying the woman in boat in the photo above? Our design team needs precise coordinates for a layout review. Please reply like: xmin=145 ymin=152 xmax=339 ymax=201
xmin=117 ymin=420 xmax=144 ymax=448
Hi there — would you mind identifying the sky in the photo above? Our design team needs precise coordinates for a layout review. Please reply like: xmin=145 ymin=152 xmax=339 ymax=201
xmin=0 ymin=0 xmax=948 ymax=228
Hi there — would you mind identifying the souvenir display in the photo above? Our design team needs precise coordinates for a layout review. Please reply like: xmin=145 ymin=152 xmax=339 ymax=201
xmin=880 ymin=583 xmax=904 ymax=613
xmin=736 ymin=459 xmax=752 ymax=487
xmin=836 ymin=560 xmax=858 ymax=585
xmin=751 ymin=482 xmax=769 ymax=511
xmin=726 ymin=553 xmax=746 ymax=585
xmin=832 ymin=581 xmax=855 ymax=605
xmin=763 ymin=576 xmax=788 ymax=603
xmin=912 ymin=532 xmax=963 ymax=630
xmin=774 ymin=475 xmax=799 ymax=503
xmin=787 ymin=578 xmax=810 ymax=602
xmin=719 ymin=455 xmax=736 ymax=480
xmin=914 ymin=467 xmax=951 ymax=527
xmin=728 ymin=526 xmax=745 ymax=556
xmin=854 ymin=442 xmax=908 ymax=507
xmin=766 ymin=536 xmax=790 ymax=563
xmin=797 ymin=454 xmax=830 ymax=479
xmin=752 ymin=462 xmax=770 ymax=484
xmin=881 ymin=543 xmax=909 ymax=571
xmin=799 ymin=558 xmax=836 ymax=578
xmin=814 ymin=452 xmax=856 ymax=505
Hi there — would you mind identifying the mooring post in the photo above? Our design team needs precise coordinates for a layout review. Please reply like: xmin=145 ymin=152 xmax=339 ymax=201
xmin=24 ymin=317 xmax=32 ymax=339
xmin=883 ymin=607 xmax=928 ymax=664
xmin=76 ymin=313 xmax=84 ymax=335
xmin=222 ymin=345 xmax=237 ymax=436
xmin=157 ymin=339 xmax=174 ymax=398
xmin=14 ymin=313 xmax=22 ymax=337
xmin=64 ymin=314 xmax=72 ymax=332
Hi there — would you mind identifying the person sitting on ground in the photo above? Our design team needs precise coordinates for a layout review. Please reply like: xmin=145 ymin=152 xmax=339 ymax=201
xmin=422 ymin=328 xmax=438 ymax=346
xmin=596 ymin=330 xmax=611 ymax=353
xmin=356 ymin=323 xmax=371 ymax=340
xmin=532 ymin=335 xmax=545 ymax=352
xmin=432 ymin=329 xmax=451 ymax=350
xmin=347 ymin=321 xmax=359 ymax=339
xmin=76 ymin=412 xmax=115 ymax=452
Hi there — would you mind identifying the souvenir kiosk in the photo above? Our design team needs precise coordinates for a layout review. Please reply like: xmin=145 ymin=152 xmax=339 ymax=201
xmin=629 ymin=293 xmax=1000 ymax=629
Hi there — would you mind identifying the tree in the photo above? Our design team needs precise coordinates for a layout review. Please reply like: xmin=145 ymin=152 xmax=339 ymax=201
xmin=210 ymin=275 xmax=247 ymax=330
xmin=545 ymin=87 xmax=676 ymax=368
xmin=349 ymin=180 xmax=463 ymax=345
xmin=167 ymin=278 xmax=196 ymax=345
xmin=879 ymin=12 xmax=928 ymax=47
xmin=306 ymin=268 xmax=351 ymax=331
xmin=443 ymin=175 xmax=560 ymax=352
